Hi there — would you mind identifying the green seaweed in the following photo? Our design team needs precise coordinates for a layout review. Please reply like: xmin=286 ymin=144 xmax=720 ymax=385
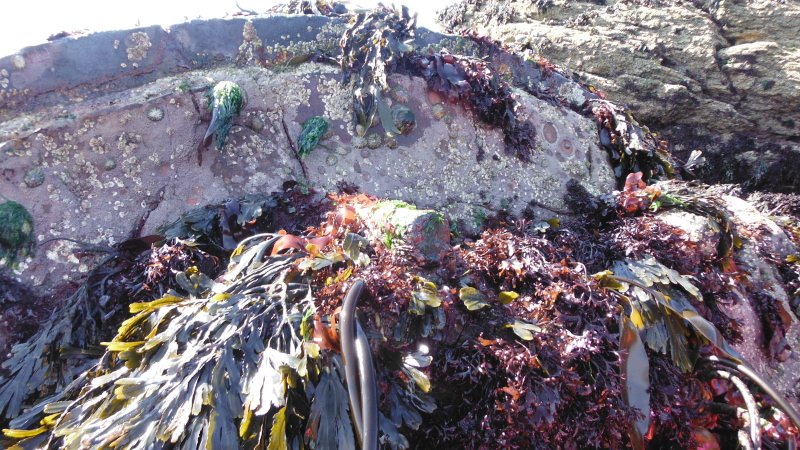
xmin=297 ymin=116 xmax=330 ymax=158
xmin=0 ymin=200 xmax=34 ymax=267
xmin=203 ymin=81 xmax=245 ymax=151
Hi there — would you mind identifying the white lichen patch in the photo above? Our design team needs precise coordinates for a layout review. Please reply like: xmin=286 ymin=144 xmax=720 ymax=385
xmin=35 ymin=133 xmax=77 ymax=164
xmin=35 ymin=133 xmax=58 ymax=151
xmin=12 ymin=55 xmax=25 ymax=70
xmin=233 ymin=133 xmax=267 ymax=157
xmin=316 ymin=75 xmax=352 ymax=125
xmin=265 ymin=22 xmax=344 ymax=60
xmin=245 ymin=171 xmax=270 ymax=191
xmin=116 ymin=132 xmax=141 ymax=156
xmin=243 ymin=20 xmax=261 ymax=44
xmin=557 ymin=82 xmax=589 ymax=107
xmin=121 ymin=156 xmax=142 ymax=178
xmin=115 ymin=132 xmax=144 ymax=185
xmin=126 ymin=31 xmax=152 ymax=62
xmin=76 ymin=119 xmax=95 ymax=135
xmin=89 ymin=137 xmax=109 ymax=153
xmin=269 ymin=74 xmax=312 ymax=115
xmin=45 ymin=240 xmax=80 ymax=265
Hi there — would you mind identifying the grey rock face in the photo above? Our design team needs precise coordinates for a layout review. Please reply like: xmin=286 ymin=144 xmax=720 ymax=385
xmin=0 ymin=16 xmax=614 ymax=297
xmin=438 ymin=0 xmax=800 ymax=192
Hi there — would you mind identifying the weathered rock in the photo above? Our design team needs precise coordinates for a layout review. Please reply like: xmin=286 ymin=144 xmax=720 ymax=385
xmin=655 ymin=191 xmax=800 ymax=406
xmin=1 ymin=7 xmax=799 ymax=447
xmin=438 ymin=0 xmax=800 ymax=192
xmin=356 ymin=200 xmax=451 ymax=264
xmin=656 ymin=209 xmax=719 ymax=260
xmin=0 ymin=15 xmax=614 ymax=297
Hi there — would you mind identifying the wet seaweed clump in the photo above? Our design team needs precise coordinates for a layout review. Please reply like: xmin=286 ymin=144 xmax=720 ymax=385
xmin=592 ymin=100 xmax=677 ymax=186
xmin=409 ymin=49 xmax=537 ymax=161
xmin=0 ymin=187 xmax=324 ymax=432
xmin=4 ymin=182 xmax=799 ymax=449
xmin=297 ymin=116 xmax=330 ymax=158
xmin=0 ymin=199 xmax=35 ymax=268
xmin=334 ymin=4 xmax=677 ymax=176
xmin=339 ymin=4 xmax=416 ymax=136
xmin=197 ymin=81 xmax=245 ymax=165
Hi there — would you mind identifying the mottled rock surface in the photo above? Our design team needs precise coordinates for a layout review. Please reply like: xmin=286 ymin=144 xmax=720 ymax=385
xmin=438 ymin=0 xmax=800 ymax=192
xmin=0 ymin=16 xmax=613 ymax=297
xmin=658 ymin=194 xmax=800 ymax=400
xmin=357 ymin=200 xmax=451 ymax=264
xmin=1 ymin=7 xmax=800 ymax=446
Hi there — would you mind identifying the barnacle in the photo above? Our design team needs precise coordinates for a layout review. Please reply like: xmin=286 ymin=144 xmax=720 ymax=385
xmin=146 ymin=106 xmax=165 ymax=122
xmin=431 ymin=103 xmax=446 ymax=120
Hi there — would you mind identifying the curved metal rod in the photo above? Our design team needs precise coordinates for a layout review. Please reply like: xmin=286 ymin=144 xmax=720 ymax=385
xmin=703 ymin=356 xmax=800 ymax=435
xmin=714 ymin=369 xmax=761 ymax=449
xmin=341 ymin=279 xmax=378 ymax=450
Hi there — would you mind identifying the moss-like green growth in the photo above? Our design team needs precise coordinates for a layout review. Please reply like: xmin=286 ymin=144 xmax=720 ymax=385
xmin=298 ymin=116 xmax=330 ymax=158
xmin=203 ymin=81 xmax=245 ymax=150
xmin=175 ymin=79 xmax=190 ymax=92
xmin=0 ymin=200 xmax=35 ymax=267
